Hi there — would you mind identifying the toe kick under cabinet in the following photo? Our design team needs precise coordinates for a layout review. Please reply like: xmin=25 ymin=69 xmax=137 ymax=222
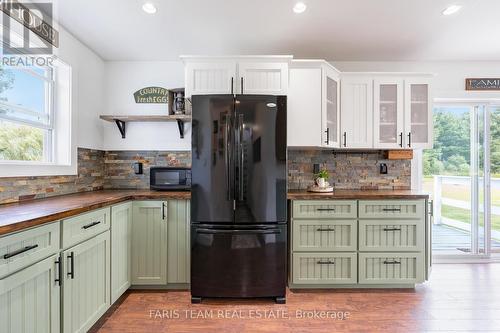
xmin=290 ymin=199 xmax=430 ymax=288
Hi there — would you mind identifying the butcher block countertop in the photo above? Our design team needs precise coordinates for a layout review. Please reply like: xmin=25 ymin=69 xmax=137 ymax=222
xmin=287 ymin=189 xmax=430 ymax=200
xmin=0 ymin=189 xmax=429 ymax=237
xmin=0 ymin=190 xmax=190 ymax=236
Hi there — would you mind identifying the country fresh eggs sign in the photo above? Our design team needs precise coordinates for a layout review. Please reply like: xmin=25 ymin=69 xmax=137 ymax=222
xmin=133 ymin=86 xmax=168 ymax=103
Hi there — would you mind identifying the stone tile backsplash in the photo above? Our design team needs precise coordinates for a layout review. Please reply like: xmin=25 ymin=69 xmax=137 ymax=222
xmin=0 ymin=148 xmax=105 ymax=204
xmin=104 ymin=150 xmax=191 ymax=189
xmin=0 ymin=148 xmax=410 ymax=204
xmin=288 ymin=150 xmax=411 ymax=190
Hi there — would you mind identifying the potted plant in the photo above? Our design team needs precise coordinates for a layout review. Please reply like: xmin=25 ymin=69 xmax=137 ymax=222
xmin=314 ymin=169 xmax=329 ymax=188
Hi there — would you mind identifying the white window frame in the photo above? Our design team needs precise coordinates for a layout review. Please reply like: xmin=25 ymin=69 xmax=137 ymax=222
xmin=0 ymin=65 xmax=55 ymax=162
xmin=0 ymin=13 xmax=76 ymax=177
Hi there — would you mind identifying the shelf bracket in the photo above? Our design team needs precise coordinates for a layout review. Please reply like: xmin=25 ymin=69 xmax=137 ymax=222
xmin=177 ymin=119 xmax=185 ymax=139
xmin=115 ymin=119 xmax=126 ymax=139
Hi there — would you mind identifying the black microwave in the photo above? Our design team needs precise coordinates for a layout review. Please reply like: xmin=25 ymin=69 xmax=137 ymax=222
xmin=150 ymin=167 xmax=191 ymax=191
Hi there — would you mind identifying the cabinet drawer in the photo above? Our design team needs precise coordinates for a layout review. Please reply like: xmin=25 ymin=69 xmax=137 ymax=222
xmin=292 ymin=252 xmax=357 ymax=284
xmin=293 ymin=220 xmax=357 ymax=252
xmin=359 ymin=253 xmax=424 ymax=284
xmin=0 ymin=222 xmax=60 ymax=279
xmin=359 ymin=200 xmax=424 ymax=219
xmin=62 ymin=207 xmax=110 ymax=249
xmin=293 ymin=200 xmax=357 ymax=219
xmin=359 ymin=220 xmax=424 ymax=252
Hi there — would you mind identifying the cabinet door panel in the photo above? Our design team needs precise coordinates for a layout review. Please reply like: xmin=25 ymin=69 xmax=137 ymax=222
xmin=131 ymin=201 xmax=167 ymax=285
xmin=63 ymin=231 xmax=110 ymax=333
xmin=292 ymin=252 xmax=357 ymax=285
xmin=374 ymin=79 xmax=404 ymax=149
xmin=323 ymin=66 xmax=340 ymax=147
xmin=404 ymin=79 xmax=432 ymax=149
xmin=185 ymin=61 xmax=236 ymax=97
xmin=167 ymin=200 xmax=190 ymax=284
xmin=111 ymin=202 xmax=132 ymax=304
xmin=238 ymin=62 xmax=288 ymax=95
xmin=62 ymin=207 xmax=110 ymax=250
xmin=359 ymin=253 xmax=424 ymax=285
xmin=340 ymin=76 xmax=373 ymax=148
xmin=0 ymin=255 xmax=60 ymax=333
xmin=0 ymin=222 xmax=59 ymax=279
xmin=288 ymin=67 xmax=322 ymax=147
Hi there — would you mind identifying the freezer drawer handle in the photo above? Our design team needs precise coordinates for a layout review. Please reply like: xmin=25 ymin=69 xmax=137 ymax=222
xmin=82 ymin=221 xmax=101 ymax=229
xmin=382 ymin=208 xmax=401 ymax=212
xmin=316 ymin=228 xmax=335 ymax=232
xmin=316 ymin=208 xmax=335 ymax=211
xmin=196 ymin=228 xmax=281 ymax=235
xmin=317 ymin=260 xmax=335 ymax=265
xmin=383 ymin=260 xmax=401 ymax=265
xmin=3 ymin=244 xmax=38 ymax=259
xmin=383 ymin=228 xmax=402 ymax=232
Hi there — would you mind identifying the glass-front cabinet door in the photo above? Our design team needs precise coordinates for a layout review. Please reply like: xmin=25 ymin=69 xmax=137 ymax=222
xmin=322 ymin=66 xmax=340 ymax=147
xmin=374 ymin=79 xmax=404 ymax=149
xmin=404 ymin=79 xmax=433 ymax=149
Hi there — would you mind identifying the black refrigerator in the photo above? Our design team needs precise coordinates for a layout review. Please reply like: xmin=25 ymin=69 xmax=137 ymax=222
xmin=190 ymin=94 xmax=287 ymax=304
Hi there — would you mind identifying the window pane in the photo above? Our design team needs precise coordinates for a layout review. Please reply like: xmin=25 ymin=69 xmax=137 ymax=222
xmin=0 ymin=66 xmax=50 ymax=126
xmin=0 ymin=120 xmax=47 ymax=162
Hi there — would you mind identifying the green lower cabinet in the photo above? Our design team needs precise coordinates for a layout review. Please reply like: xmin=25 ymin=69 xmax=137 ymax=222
xmin=358 ymin=252 xmax=425 ymax=285
xmin=167 ymin=200 xmax=190 ymax=285
xmin=293 ymin=219 xmax=357 ymax=252
xmin=111 ymin=202 xmax=132 ymax=303
xmin=0 ymin=254 xmax=60 ymax=333
xmin=62 ymin=231 xmax=110 ymax=333
xmin=358 ymin=219 xmax=424 ymax=252
xmin=292 ymin=252 xmax=357 ymax=285
xmin=131 ymin=201 xmax=168 ymax=285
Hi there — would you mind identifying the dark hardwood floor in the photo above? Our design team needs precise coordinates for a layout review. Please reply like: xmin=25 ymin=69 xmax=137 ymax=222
xmin=90 ymin=263 xmax=500 ymax=333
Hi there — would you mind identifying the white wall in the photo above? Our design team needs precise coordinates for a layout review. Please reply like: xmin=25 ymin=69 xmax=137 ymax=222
xmin=55 ymin=27 xmax=106 ymax=150
xmin=102 ymin=61 xmax=188 ymax=151
xmin=332 ymin=61 xmax=500 ymax=100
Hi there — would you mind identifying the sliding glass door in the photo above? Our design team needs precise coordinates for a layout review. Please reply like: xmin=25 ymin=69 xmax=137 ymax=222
xmin=424 ymin=103 xmax=498 ymax=258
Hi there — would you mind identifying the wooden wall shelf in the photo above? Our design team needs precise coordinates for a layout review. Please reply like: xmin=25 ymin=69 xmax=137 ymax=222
xmin=99 ymin=115 xmax=191 ymax=139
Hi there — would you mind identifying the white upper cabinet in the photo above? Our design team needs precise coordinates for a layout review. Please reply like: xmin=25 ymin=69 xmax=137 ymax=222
xmin=404 ymin=78 xmax=433 ymax=149
xmin=373 ymin=78 xmax=405 ymax=149
xmin=184 ymin=60 xmax=237 ymax=97
xmin=288 ymin=60 xmax=340 ymax=147
xmin=340 ymin=75 xmax=374 ymax=149
xmin=238 ymin=61 xmax=289 ymax=95
xmin=323 ymin=65 xmax=341 ymax=147
xmin=182 ymin=56 xmax=291 ymax=97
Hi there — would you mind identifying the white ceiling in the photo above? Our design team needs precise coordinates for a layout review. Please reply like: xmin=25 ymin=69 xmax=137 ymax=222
xmin=52 ymin=0 xmax=500 ymax=61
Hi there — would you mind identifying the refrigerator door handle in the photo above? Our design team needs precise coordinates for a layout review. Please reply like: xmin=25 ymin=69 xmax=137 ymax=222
xmin=238 ymin=114 xmax=244 ymax=201
xmin=225 ymin=114 xmax=232 ymax=201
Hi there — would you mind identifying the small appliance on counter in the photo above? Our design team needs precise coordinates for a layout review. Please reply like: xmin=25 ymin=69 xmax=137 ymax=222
xmin=150 ymin=167 xmax=191 ymax=190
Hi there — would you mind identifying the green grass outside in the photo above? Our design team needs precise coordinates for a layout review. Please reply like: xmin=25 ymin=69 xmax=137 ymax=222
xmin=441 ymin=204 xmax=500 ymax=233
xmin=423 ymin=177 xmax=500 ymax=206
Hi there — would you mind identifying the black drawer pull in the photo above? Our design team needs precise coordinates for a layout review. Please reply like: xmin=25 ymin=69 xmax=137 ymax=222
xmin=3 ymin=244 xmax=39 ymax=259
xmin=82 ymin=221 xmax=101 ymax=229
xmin=383 ymin=260 xmax=401 ymax=265
xmin=67 ymin=252 xmax=75 ymax=279
xmin=55 ymin=256 xmax=62 ymax=286
xmin=316 ymin=208 xmax=336 ymax=211
xmin=383 ymin=228 xmax=402 ymax=232
xmin=382 ymin=208 xmax=402 ymax=212
xmin=317 ymin=260 xmax=335 ymax=265
xmin=316 ymin=228 xmax=335 ymax=232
